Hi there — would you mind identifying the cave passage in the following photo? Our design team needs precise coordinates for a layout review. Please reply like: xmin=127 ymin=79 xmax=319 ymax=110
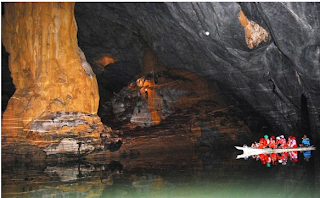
xmin=1 ymin=44 xmax=15 ymax=114
xmin=300 ymin=94 xmax=311 ymax=138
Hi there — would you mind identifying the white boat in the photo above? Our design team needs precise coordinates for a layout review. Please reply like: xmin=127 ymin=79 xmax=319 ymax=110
xmin=235 ymin=145 xmax=316 ymax=159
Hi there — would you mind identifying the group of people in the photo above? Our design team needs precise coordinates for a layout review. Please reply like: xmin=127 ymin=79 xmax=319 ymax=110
xmin=250 ymin=135 xmax=312 ymax=166
xmin=251 ymin=134 xmax=311 ymax=149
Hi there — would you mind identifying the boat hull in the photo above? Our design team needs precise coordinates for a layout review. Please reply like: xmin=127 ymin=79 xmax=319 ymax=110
xmin=235 ymin=146 xmax=316 ymax=159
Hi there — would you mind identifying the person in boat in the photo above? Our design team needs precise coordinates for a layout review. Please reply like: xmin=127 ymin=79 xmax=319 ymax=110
xmin=300 ymin=135 xmax=310 ymax=147
xmin=269 ymin=135 xmax=276 ymax=149
xmin=275 ymin=136 xmax=281 ymax=148
xmin=277 ymin=135 xmax=287 ymax=148
xmin=251 ymin=141 xmax=259 ymax=148
xmin=257 ymin=138 xmax=265 ymax=148
xmin=258 ymin=135 xmax=270 ymax=148
xmin=287 ymin=136 xmax=298 ymax=148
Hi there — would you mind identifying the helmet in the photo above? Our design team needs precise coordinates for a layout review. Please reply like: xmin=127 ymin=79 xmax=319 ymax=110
xmin=264 ymin=135 xmax=269 ymax=139
xmin=271 ymin=135 xmax=275 ymax=139
xmin=276 ymin=136 xmax=281 ymax=140
xmin=280 ymin=135 xmax=284 ymax=138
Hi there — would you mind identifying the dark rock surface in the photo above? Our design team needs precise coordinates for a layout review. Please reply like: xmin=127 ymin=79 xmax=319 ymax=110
xmin=1 ymin=44 xmax=15 ymax=114
xmin=96 ymin=61 xmax=142 ymax=118
xmin=75 ymin=2 xmax=320 ymax=141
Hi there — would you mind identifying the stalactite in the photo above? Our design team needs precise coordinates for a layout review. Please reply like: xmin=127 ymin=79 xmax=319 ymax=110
xmin=238 ymin=10 xmax=270 ymax=49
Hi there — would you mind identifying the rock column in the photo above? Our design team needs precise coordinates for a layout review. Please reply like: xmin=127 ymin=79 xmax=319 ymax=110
xmin=1 ymin=3 xmax=101 ymax=143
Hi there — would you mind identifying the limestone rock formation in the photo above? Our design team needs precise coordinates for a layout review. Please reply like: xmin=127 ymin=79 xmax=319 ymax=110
xmin=112 ymin=72 xmax=183 ymax=127
xmin=238 ymin=10 xmax=270 ymax=49
xmin=1 ymin=3 xmax=120 ymax=155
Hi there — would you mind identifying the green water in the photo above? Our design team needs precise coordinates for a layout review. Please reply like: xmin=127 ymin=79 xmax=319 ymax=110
xmin=2 ymin=149 xmax=319 ymax=198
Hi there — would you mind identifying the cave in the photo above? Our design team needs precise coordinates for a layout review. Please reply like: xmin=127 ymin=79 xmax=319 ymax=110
xmin=300 ymin=94 xmax=311 ymax=137
xmin=1 ymin=2 xmax=320 ymax=197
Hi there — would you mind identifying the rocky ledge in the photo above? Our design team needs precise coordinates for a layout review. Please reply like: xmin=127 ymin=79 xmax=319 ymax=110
xmin=2 ymin=111 xmax=122 ymax=164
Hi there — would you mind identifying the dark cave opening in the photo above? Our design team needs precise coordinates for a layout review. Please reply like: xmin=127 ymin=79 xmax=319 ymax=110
xmin=300 ymin=94 xmax=311 ymax=138
xmin=1 ymin=43 xmax=15 ymax=115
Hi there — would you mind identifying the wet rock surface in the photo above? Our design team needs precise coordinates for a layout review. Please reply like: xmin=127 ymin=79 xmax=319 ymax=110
xmin=21 ymin=111 xmax=122 ymax=155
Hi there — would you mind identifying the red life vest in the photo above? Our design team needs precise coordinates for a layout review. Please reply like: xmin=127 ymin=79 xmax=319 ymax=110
xmin=258 ymin=138 xmax=267 ymax=148
xmin=279 ymin=138 xmax=287 ymax=148
xmin=269 ymin=139 xmax=276 ymax=149
xmin=291 ymin=139 xmax=297 ymax=148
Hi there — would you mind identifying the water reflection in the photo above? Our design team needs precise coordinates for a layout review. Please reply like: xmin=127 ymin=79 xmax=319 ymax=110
xmin=236 ymin=146 xmax=316 ymax=167
xmin=45 ymin=164 xmax=95 ymax=182
xmin=247 ymin=151 xmax=312 ymax=167
xmin=2 ymin=148 xmax=320 ymax=198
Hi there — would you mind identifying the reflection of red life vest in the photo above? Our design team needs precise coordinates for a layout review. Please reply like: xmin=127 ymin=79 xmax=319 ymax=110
xmin=289 ymin=151 xmax=298 ymax=162
xmin=267 ymin=156 xmax=272 ymax=163
xmin=283 ymin=152 xmax=288 ymax=162
xmin=277 ymin=152 xmax=288 ymax=162
xmin=259 ymin=154 xmax=269 ymax=164
xmin=270 ymin=153 xmax=277 ymax=162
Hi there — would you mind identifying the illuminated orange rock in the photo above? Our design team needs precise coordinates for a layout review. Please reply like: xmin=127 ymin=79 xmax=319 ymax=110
xmin=238 ymin=10 xmax=270 ymax=49
xmin=95 ymin=54 xmax=116 ymax=70
xmin=1 ymin=3 xmax=101 ymax=143
xmin=133 ymin=47 xmax=166 ymax=125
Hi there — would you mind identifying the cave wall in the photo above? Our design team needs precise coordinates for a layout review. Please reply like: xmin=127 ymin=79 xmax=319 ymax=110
xmin=1 ymin=3 xmax=101 ymax=141
xmin=75 ymin=2 xmax=320 ymax=140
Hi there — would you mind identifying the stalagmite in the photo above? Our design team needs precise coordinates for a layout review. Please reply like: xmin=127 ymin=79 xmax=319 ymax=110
xmin=1 ymin=3 xmax=112 ymax=150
